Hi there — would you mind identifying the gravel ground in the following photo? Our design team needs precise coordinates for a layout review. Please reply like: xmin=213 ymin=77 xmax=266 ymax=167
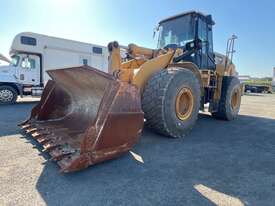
xmin=0 ymin=94 xmax=275 ymax=206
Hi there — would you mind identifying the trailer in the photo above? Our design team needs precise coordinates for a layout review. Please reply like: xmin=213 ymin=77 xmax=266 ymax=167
xmin=0 ymin=32 xmax=108 ymax=104
xmin=244 ymin=84 xmax=272 ymax=94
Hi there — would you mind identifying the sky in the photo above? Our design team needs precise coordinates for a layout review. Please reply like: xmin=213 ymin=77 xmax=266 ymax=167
xmin=0 ymin=0 xmax=274 ymax=77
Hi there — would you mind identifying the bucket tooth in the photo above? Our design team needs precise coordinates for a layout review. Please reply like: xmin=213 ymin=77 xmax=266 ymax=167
xmin=42 ymin=142 xmax=60 ymax=152
xmin=37 ymin=136 xmax=52 ymax=145
xmin=20 ymin=66 xmax=144 ymax=172
xmin=21 ymin=124 xmax=32 ymax=129
xmin=26 ymin=127 xmax=38 ymax=134
xmin=31 ymin=131 xmax=44 ymax=139
xmin=50 ymin=148 xmax=67 ymax=161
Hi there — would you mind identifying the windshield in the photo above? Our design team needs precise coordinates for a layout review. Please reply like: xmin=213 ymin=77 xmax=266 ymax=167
xmin=157 ymin=15 xmax=195 ymax=49
xmin=10 ymin=55 xmax=20 ymax=67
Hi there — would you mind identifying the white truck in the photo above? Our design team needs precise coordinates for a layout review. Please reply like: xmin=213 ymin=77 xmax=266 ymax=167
xmin=0 ymin=32 xmax=109 ymax=104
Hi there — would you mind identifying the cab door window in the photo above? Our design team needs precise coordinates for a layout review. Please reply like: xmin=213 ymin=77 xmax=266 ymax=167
xmin=21 ymin=57 xmax=36 ymax=69
xmin=207 ymin=25 xmax=215 ymax=70
xmin=198 ymin=18 xmax=208 ymax=69
xmin=198 ymin=18 xmax=207 ymax=42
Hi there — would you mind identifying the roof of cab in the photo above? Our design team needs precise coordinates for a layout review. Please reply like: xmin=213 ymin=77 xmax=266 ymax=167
xmin=158 ymin=10 xmax=215 ymax=25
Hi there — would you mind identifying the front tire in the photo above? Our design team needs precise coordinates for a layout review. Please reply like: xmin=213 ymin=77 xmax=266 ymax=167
xmin=212 ymin=76 xmax=241 ymax=120
xmin=142 ymin=68 xmax=201 ymax=138
xmin=0 ymin=85 xmax=18 ymax=104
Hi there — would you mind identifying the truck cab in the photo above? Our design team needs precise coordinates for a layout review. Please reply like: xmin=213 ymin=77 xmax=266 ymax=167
xmin=0 ymin=52 xmax=41 ymax=103
xmin=1 ymin=53 xmax=41 ymax=85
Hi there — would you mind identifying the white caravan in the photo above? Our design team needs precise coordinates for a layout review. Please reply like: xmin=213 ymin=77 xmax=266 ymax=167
xmin=0 ymin=32 xmax=108 ymax=104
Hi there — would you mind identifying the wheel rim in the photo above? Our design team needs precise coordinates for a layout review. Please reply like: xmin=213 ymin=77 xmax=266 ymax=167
xmin=175 ymin=87 xmax=194 ymax=121
xmin=231 ymin=88 xmax=241 ymax=111
xmin=0 ymin=89 xmax=14 ymax=102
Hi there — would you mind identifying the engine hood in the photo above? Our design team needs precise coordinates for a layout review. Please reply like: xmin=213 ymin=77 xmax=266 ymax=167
xmin=0 ymin=65 xmax=13 ymax=73
xmin=0 ymin=65 xmax=17 ymax=83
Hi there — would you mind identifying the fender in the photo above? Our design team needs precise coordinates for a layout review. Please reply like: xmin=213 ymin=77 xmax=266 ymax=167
xmin=167 ymin=62 xmax=204 ymax=94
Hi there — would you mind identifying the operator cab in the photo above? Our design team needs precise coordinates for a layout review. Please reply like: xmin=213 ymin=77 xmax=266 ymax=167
xmin=157 ymin=11 xmax=216 ymax=70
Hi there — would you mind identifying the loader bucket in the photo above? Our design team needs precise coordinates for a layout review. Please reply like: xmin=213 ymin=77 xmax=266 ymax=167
xmin=20 ymin=66 xmax=144 ymax=172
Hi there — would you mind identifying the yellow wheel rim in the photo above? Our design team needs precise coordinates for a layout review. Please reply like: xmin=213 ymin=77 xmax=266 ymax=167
xmin=231 ymin=88 xmax=241 ymax=111
xmin=175 ymin=87 xmax=194 ymax=121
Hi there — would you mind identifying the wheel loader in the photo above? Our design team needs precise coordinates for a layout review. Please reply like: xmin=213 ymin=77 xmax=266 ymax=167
xmin=20 ymin=11 xmax=241 ymax=172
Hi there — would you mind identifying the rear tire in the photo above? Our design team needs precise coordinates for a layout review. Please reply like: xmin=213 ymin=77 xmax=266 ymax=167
xmin=0 ymin=85 xmax=18 ymax=104
xmin=142 ymin=68 xmax=201 ymax=138
xmin=212 ymin=76 xmax=241 ymax=120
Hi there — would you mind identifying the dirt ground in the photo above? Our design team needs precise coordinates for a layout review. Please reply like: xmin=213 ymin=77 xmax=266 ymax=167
xmin=0 ymin=94 xmax=275 ymax=206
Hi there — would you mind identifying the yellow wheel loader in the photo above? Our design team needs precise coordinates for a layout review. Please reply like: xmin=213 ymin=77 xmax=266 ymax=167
xmin=20 ymin=11 xmax=241 ymax=172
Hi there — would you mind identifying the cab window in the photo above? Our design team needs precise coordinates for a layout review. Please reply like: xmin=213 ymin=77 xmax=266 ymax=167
xmin=11 ymin=55 xmax=20 ymax=66
xmin=198 ymin=18 xmax=207 ymax=42
xmin=21 ymin=36 xmax=37 ymax=46
xmin=21 ymin=57 xmax=36 ymax=69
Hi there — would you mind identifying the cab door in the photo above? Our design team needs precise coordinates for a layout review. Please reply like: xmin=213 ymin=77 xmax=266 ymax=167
xmin=197 ymin=18 xmax=208 ymax=69
xmin=18 ymin=54 xmax=40 ymax=85
xmin=197 ymin=18 xmax=215 ymax=70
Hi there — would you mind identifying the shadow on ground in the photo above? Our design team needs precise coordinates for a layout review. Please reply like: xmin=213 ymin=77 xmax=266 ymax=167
xmin=30 ymin=113 xmax=275 ymax=206
xmin=0 ymin=102 xmax=37 ymax=136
